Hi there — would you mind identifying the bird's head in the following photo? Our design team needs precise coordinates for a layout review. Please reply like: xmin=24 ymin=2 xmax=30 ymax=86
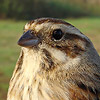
xmin=17 ymin=18 xmax=99 ymax=75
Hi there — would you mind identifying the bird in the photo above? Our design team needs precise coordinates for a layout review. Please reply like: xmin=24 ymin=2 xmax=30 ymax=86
xmin=7 ymin=18 xmax=100 ymax=100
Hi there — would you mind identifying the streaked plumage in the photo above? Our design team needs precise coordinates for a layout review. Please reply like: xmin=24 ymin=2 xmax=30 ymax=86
xmin=7 ymin=18 xmax=100 ymax=100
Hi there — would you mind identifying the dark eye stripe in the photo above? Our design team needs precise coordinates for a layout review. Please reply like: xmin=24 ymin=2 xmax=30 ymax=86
xmin=64 ymin=33 xmax=89 ymax=43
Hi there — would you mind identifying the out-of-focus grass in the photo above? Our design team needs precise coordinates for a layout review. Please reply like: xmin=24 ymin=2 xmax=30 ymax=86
xmin=0 ymin=20 xmax=26 ymax=76
xmin=0 ymin=18 xmax=100 ymax=100
xmin=0 ymin=20 xmax=26 ymax=99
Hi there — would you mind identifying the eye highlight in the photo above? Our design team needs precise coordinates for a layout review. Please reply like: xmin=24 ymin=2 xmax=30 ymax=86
xmin=52 ymin=29 xmax=64 ymax=40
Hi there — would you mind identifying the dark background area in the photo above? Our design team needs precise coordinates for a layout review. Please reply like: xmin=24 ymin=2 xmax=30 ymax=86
xmin=0 ymin=0 xmax=100 ymax=20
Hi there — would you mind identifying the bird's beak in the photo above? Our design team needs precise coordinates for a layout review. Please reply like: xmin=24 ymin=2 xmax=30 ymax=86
xmin=17 ymin=30 xmax=40 ymax=47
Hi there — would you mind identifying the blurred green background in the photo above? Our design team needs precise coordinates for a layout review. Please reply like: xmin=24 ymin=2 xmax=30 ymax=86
xmin=0 ymin=0 xmax=100 ymax=100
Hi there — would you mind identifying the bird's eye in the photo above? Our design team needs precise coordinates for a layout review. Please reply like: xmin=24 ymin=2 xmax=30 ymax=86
xmin=52 ymin=29 xmax=64 ymax=40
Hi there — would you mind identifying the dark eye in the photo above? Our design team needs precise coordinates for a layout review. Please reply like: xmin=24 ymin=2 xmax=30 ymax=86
xmin=52 ymin=29 xmax=64 ymax=40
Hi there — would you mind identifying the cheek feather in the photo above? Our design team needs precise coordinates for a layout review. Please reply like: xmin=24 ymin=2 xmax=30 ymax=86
xmin=63 ymin=45 xmax=85 ymax=58
xmin=46 ymin=47 xmax=67 ymax=62
xmin=62 ymin=33 xmax=88 ymax=58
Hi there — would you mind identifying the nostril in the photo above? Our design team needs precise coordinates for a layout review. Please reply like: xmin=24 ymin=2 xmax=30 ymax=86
xmin=27 ymin=30 xmax=34 ymax=36
xmin=30 ymin=30 xmax=34 ymax=34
